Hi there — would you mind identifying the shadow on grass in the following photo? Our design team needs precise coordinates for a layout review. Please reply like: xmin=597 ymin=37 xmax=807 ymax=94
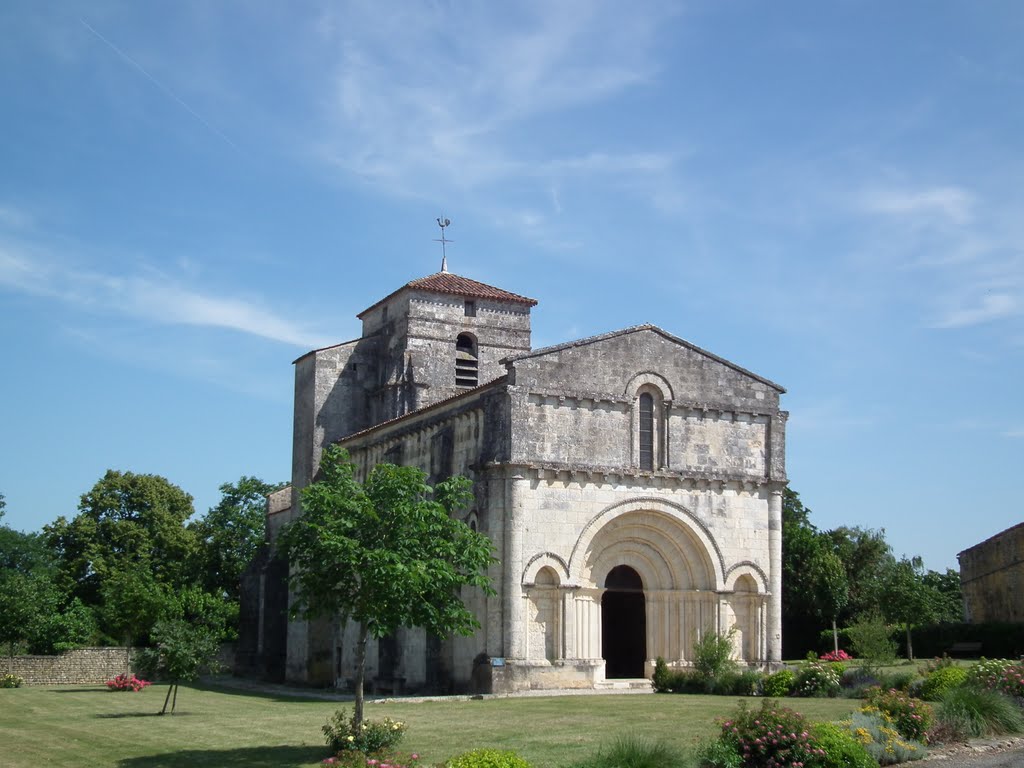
xmin=194 ymin=681 xmax=351 ymax=704
xmin=117 ymin=745 xmax=326 ymax=767
xmin=95 ymin=712 xmax=191 ymax=718
xmin=47 ymin=688 xmax=110 ymax=693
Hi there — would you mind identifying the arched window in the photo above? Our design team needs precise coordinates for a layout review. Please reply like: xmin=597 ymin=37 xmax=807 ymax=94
xmin=455 ymin=333 xmax=478 ymax=388
xmin=638 ymin=393 xmax=654 ymax=470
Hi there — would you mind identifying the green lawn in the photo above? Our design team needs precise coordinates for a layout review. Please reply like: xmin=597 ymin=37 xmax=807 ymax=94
xmin=0 ymin=684 xmax=860 ymax=768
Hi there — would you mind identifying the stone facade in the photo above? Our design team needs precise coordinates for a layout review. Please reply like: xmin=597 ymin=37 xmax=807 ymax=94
xmin=255 ymin=270 xmax=787 ymax=693
xmin=959 ymin=522 xmax=1024 ymax=623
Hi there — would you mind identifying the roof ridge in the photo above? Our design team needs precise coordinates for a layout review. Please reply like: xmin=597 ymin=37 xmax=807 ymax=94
xmin=357 ymin=271 xmax=537 ymax=319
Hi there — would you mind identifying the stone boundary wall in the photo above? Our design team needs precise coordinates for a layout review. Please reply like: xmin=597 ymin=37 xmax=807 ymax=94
xmin=4 ymin=644 xmax=238 ymax=686
xmin=4 ymin=647 xmax=134 ymax=686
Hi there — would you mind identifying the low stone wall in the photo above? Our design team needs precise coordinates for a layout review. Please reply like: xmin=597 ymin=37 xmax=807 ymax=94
xmin=4 ymin=647 xmax=134 ymax=686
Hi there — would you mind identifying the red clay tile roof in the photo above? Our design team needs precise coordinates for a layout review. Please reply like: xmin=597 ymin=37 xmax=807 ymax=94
xmin=357 ymin=272 xmax=538 ymax=318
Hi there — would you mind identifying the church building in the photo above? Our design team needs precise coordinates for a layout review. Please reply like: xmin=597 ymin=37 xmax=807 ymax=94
xmin=251 ymin=263 xmax=787 ymax=693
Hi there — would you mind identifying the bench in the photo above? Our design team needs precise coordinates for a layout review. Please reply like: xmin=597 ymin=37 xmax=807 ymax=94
xmin=945 ymin=641 xmax=982 ymax=657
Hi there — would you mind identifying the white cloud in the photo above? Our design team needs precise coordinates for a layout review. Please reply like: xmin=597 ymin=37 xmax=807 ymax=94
xmin=932 ymin=293 xmax=1020 ymax=328
xmin=861 ymin=185 xmax=973 ymax=225
xmin=310 ymin=2 xmax=679 ymax=216
xmin=0 ymin=241 xmax=332 ymax=348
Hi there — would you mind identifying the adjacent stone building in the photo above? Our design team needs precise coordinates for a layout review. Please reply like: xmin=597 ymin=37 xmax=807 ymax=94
xmin=959 ymin=522 xmax=1024 ymax=624
xmin=248 ymin=268 xmax=788 ymax=693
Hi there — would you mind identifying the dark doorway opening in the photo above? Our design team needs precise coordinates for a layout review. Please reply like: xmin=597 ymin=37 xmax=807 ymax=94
xmin=602 ymin=565 xmax=646 ymax=678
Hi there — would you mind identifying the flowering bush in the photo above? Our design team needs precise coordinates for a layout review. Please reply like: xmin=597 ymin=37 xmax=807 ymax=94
xmin=445 ymin=748 xmax=531 ymax=768
xmin=819 ymin=649 xmax=852 ymax=662
xmin=715 ymin=699 xmax=824 ymax=768
xmin=793 ymin=661 xmax=841 ymax=698
xmin=967 ymin=658 xmax=1024 ymax=698
xmin=808 ymin=721 xmax=876 ymax=768
xmin=1 ymin=673 xmax=24 ymax=688
xmin=922 ymin=654 xmax=955 ymax=674
xmin=862 ymin=687 xmax=933 ymax=743
xmin=849 ymin=710 xmax=927 ymax=765
xmin=105 ymin=673 xmax=151 ymax=692
xmin=323 ymin=709 xmax=406 ymax=754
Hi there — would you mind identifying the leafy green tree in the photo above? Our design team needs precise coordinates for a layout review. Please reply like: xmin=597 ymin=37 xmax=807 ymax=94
xmin=781 ymin=488 xmax=822 ymax=621
xmin=138 ymin=618 xmax=220 ymax=715
xmin=189 ymin=476 xmax=285 ymax=602
xmin=0 ymin=570 xmax=46 ymax=665
xmin=280 ymin=447 xmax=495 ymax=729
xmin=923 ymin=568 xmax=963 ymax=623
xmin=100 ymin=566 xmax=170 ymax=664
xmin=809 ymin=549 xmax=849 ymax=653
xmin=45 ymin=470 xmax=198 ymax=606
xmin=27 ymin=596 xmax=98 ymax=654
xmin=882 ymin=556 xmax=941 ymax=660
xmin=825 ymin=525 xmax=893 ymax=621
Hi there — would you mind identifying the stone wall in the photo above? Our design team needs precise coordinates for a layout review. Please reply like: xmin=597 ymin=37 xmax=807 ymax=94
xmin=959 ymin=522 xmax=1024 ymax=623
xmin=4 ymin=647 xmax=133 ymax=686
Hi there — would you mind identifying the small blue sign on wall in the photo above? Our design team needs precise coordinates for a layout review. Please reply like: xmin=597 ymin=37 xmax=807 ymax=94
xmin=491 ymin=657 xmax=505 ymax=667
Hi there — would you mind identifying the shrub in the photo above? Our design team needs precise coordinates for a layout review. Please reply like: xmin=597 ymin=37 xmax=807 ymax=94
xmin=846 ymin=614 xmax=897 ymax=667
xmin=323 ymin=709 xmax=406 ymax=754
xmin=808 ymin=721 xmax=876 ymax=768
xmin=848 ymin=710 xmax=927 ymax=765
xmin=568 ymin=735 xmax=687 ymax=768
xmin=652 ymin=657 xmax=672 ymax=693
xmin=967 ymin=658 xmax=1024 ymax=698
xmin=819 ymin=649 xmax=852 ymax=662
xmin=715 ymin=699 xmax=824 ymax=768
xmin=696 ymin=738 xmax=742 ymax=768
xmin=693 ymin=628 xmax=738 ymax=681
xmin=921 ymin=654 xmax=955 ymax=674
xmin=920 ymin=665 xmax=968 ymax=701
xmin=446 ymin=748 xmax=531 ymax=768
xmin=862 ymin=687 xmax=933 ymax=742
xmin=0 ymin=673 xmax=24 ymax=688
xmin=793 ymin=661 xmax=841 ymax=698
xmin=935 ymin=686 xmax=1024 ymax=739
xmin=875 ymin=670 xmax=916 ymax=693
xmin=761 ymin=669 xmax=795 ymax=698
xmin=105 ymin=673 xmax=151 ymax=692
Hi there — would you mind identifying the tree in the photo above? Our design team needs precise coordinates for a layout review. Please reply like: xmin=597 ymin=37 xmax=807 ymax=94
xmin=137 ymin=619 xmax=220 ymax=715
xmin=923 ymin=568 xmax=963 ymax=623
xmin=279 ymin=447 xmax=494 ymax=729
xmin=100 ymin=566 xmax=170 ymax=665
xmin=808 ymin=549 xmax=849 ymax=653
xmin=45 ymin=470 xmax=198 ymax=606
xmin=189 ymin=476 xmax=285 ymax=602
xmin=882 ymin=556 xmax=942 ymax=660
xmin=825 ymin=525 xmax=893 ymax=622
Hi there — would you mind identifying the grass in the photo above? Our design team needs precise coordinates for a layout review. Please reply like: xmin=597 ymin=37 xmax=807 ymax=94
xmin=0 ymin=684 xmax=860 ymax=768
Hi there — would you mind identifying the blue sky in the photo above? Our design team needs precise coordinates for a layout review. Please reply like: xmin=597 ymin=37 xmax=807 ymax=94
xmin=1 ymin=1 xmax=1021 ymax=573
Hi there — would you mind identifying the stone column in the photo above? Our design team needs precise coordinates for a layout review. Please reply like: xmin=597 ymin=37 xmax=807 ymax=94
xmin=767 ymin=489 xmax=783 ymax=662
xmin=563 ymin=589 xmax=576 ymax=660
xmin=503 ymin=472 xmax=527 ymax=660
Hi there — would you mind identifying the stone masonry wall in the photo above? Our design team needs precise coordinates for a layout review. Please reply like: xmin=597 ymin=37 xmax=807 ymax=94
xmin=4 ymin=647 xmax=134 ymax=686
xmin=959 ymin=522 xmax=1024 ymax=623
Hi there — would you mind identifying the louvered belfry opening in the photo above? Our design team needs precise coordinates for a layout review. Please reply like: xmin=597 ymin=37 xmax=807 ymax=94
xmin=455 ymin=333 xmax=479 ymax=388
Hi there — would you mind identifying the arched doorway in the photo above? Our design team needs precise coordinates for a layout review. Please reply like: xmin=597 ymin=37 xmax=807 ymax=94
xmin=602 ymin=565 xmax=646 ymax=678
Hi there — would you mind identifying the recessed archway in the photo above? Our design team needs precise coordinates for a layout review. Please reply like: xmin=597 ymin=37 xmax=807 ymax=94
xmin=601 ymin=565 xmax=646 ymax=678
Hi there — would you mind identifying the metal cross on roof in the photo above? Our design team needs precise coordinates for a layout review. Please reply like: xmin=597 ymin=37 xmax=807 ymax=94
xmin=434 ymin=216 xmax=453 ymax=273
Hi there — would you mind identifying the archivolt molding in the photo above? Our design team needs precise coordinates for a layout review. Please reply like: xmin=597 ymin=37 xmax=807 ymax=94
xmin=522 ymin=551 xmax=571 ymax=586
xmin=624 ymin=371 xmax=675 ymax=401
xmin=568 ymin=496 xmax=726 ymax=590
xmin=724 ymin=561 xmax=769 ymax=593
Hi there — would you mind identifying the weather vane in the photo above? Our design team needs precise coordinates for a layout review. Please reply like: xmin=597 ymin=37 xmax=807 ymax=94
xmin=434 ymin=216 xmax=452 ymax=273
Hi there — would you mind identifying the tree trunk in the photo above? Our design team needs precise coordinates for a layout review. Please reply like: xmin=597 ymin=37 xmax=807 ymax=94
xmin=171 ymin=683 xmax=179 ymax=713
xmin=832 ymin=618 xmax=839 ymax=654
xmin=161 ymin=683 xmax=173 ymax=715
xmin=353 ymin=623 xmax=369 ymax=730
xmin=905 ymin=625 xmax=914 ymax=661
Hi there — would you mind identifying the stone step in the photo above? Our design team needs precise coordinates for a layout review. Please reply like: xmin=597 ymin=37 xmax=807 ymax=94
xmin=594 ymin=678 xmax=653 ymax=691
